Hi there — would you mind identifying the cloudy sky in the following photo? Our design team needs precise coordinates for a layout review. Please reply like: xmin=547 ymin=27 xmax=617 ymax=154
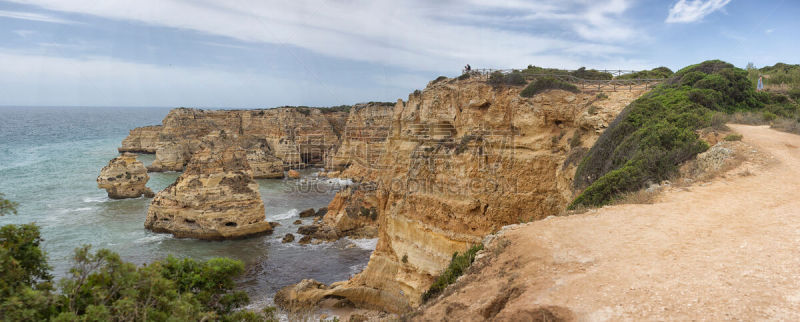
xmin=0 ymin=0 xmax=795 ymax=107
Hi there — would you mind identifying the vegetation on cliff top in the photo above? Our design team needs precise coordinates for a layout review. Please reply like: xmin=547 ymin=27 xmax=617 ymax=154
xmin=0 ymin=195 xmax=277 ymax=321
xmin=520 ymin=76 xmax=580 ymax=97
xmin=617 ymin=66 xmax=674 ymax=80
xmin=421 ymin=244 xmax=484 ymax=303
xmin=570 ymin=60 xmax=800 ymax=208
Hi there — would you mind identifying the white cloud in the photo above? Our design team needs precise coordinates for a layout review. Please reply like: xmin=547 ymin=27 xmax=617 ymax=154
xmin=0 ymin=10 xmax=76 ymax=24
xmin=0 ymin=51 xmax=368 ymax=107
xmin=8 ymin=0 xmax=639 ymax=72
xmin=13 ymin=30 xmax=37 ymax=38
xmin=666 ymin=0 xmax=732 ymax=23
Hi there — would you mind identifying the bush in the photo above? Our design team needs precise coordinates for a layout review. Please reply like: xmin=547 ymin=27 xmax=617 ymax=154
xmin=522 ymin=65 xmax=612 ymax=80
xmin=596 ymin=93 xmax=609 ymax=100
xmin=571 ymin=67 xmax=613 ymax=80
xmin=421 ymin=244 xmax=483 ymax=303
xmin=488 ymin=70 xmax=526 ymax=86
xmin=569 ymin=130 xmax=582 ymax=148
xmin=617 ymin=67 xmax=674 ymax=79
xmin=569 ymin=60 xmax=792 ymax=208
xmin=789 ymin=88 xmax=800 ymax=101
xmin=0 ymin=193 xmax=262 ymax=322
xmin=724 ymin=134 xmax=743 ymax=141
xmin=0 ymin=193 xmax=17 ymax=216
xmin=520 ymin=77 xmax=579 ymax=97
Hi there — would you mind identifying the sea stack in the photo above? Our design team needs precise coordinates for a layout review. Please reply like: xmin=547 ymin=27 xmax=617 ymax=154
xmin=97 ymin=153 xmax=154 ymax=199
xmin=144 ymin=144 xmax=272 ymax=240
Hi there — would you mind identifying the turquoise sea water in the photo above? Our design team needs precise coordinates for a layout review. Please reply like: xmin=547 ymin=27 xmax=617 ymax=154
xmin=0 ymin=106 xmax=374 ymax=306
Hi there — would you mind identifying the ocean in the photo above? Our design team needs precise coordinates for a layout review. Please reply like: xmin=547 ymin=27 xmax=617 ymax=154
xmin=0 ymin=106 xmax=374 ymax=306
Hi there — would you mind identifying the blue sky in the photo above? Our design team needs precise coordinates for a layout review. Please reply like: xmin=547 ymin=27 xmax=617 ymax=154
xmin=0 ymin=0 xmax=795 ymax=108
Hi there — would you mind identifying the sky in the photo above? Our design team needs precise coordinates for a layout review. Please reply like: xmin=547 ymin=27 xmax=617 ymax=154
xmin=0 ymin=0 xmax=796 ymax=108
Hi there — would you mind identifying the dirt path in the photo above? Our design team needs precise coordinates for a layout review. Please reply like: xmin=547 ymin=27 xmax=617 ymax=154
xmin=415 ymin=125 xmax=800 ymax=321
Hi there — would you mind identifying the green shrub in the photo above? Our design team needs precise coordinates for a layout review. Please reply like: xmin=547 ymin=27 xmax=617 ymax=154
xmin=0 ymin=193 xmax=263 ymax=322
xmin=617 ymin=67 xmax=674 ymax=79
xmin=569 ymin=130 xmax=582 ymax=148
xmin=0 ymin=193 xmax=17 ymax=216
xmin=788 ymin=88 xmax=800 ymax=101
xmin=488 ymin=70 xmax=526 ymax=86
xmin=571 ymin=67 xmax=613 ymax=80
xmin=402 ymin=254 xmax=408 ymax=263
xmin=421 ymin=244 xmax=483 ymax=303
xmin=596 ymin=93 xmax=609 ymax=100
xmin=520 ymin=77 xmax=579 ymax=97
xmin=762 ymin=111 xmax=778 ymax=121
xmin=522 ymin=65 xmax=612 ymax=80
xmin=724 ymin=134 xmax=743 ymax=141
xmin=569 ymin=60 xmax=792 ymax=209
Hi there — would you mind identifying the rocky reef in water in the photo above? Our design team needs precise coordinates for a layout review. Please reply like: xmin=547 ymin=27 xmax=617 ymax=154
xmin=97 ymin=152 xmax=154 ymax=199
xmin=275 ymin=75 xmax=647 ymax=312
xmin=144 ymin=141 xmax=273 ymax=240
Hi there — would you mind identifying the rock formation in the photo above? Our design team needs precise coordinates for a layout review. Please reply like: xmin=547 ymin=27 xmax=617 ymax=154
xmin=119 ymin=125 xmax=162 ymax=153
xmin=327 ymin=103 xmax=394 ymax=176
xmin=120 ymin=107 xmax=349 ymax=174
xmin=276 ymin=76 xmax=647 ymax=312
xmin=97 ymin=153 xmax=154 ymax=199
xmin=144 ymin=144 xmax=272 ymax=240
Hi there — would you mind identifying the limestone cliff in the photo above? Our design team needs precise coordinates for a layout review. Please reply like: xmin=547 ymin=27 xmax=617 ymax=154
xmin=327 ymin=102 xmax=394 ymax=176
xmin=121 ymin=107 xmax=348 ymax=176
xmin=276 ymin=76 xmax=646 ymax=312
xmin=97 ymin=153 xmax=154 ymax=199
xmin=119 ymin=125 xmax=162 ymax=153
xmin=144 ymin=144 xmax=272 ymax=240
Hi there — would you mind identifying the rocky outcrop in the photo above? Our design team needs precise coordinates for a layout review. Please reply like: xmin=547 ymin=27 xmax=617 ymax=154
xmin=119 ymin=125 xmax=162 ymax=153
xmin=144 ymin=144 xmax=272 ymax=240
xmin=246 ymin=148 xmax=284 ymax=179
xmin=277 ymin=76 xmax=646 ymax=312
xmin=120 ymin=107 xmax=349 ymax=173
xmin=304 ymin=185 xmax=380 ymax=242
xmin=97 ymin=153 xmax=154 ymax=199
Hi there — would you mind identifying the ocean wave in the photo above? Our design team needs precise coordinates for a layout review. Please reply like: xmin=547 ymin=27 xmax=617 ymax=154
xmin=268 ymin=208 xmax=298 ymax=221
xmin=82 ymin=196 xmax=109 ymax=203
xmin=319 ymin=177 xmax=353 ymax=186
xmin=346 ymin=237 xmax=378 ymax=250
xmin=348 ymin=262 xmax=368 ymax=276
xmin=134 ymin=234 xmax=171 ymax=245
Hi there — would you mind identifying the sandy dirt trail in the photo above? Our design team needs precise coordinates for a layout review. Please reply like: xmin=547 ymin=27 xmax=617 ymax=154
xmin=416 ymin=125 xmax=800 ymax=321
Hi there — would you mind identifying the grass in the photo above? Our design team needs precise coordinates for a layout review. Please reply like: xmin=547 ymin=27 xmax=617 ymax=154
xmin=520 ymin=77 xmax=579 ymax=97
xmin=724 ymin=133 xmax=743 ymax=141
xmin=610 ymin=188 xmax=660 ymax=205
xmin=421 ymin=244 xmax=484 ymax=303
xmin=569 ymin=60 xmax=800 ymax=209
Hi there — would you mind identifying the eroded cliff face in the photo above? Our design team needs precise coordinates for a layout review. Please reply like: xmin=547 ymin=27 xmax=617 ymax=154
xmin=276 ymin=77 xmax=646 ymax=312
xmin=144 ymin=143 xmax=272 ymax=240
xmin=121 ymin=107 xmax=348 ymax=176
xmin=327 ymin=103 xmax=394 ymax=176
xmin=119 ymin=125 xmax=162 ymax=153
xmin=97 ymin=153 xmax=154 ymax=199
